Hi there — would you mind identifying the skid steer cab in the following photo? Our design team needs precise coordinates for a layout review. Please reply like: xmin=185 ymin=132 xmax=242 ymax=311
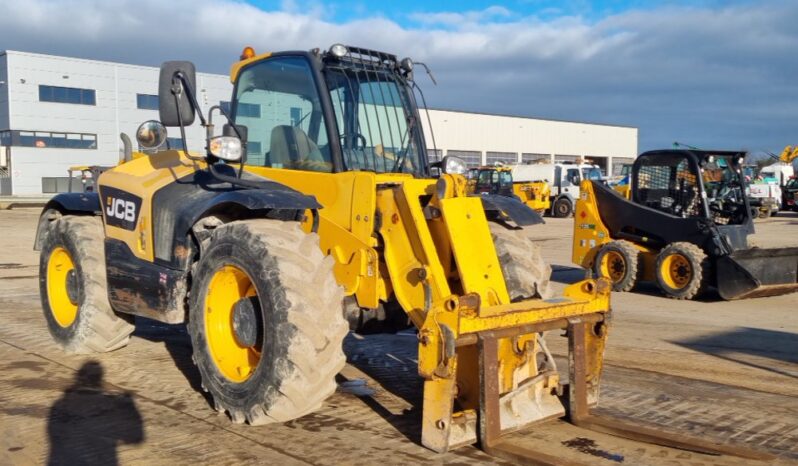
xmin=33 ymin=45 xmax=771 ymax=464
xmin=574 ymin=149 xmax=798 ymax=300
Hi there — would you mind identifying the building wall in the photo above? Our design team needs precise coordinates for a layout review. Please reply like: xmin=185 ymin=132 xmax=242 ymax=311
xmin=2 ymin=51 xmax=230 ymax=194
xmin=420 ymin=109 xmax=638 ymax=175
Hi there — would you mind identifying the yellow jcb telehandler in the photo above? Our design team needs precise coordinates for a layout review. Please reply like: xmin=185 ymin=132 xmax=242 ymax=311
xmin=34 ymin=46 xmax=769 ymax=463
xmin=574 ymin=149 xmax=798 ymax=300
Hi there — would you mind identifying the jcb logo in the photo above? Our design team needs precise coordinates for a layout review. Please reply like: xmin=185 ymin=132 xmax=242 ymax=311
xmin=100 ymin=187 xmax=142 ymax=231
xmin=106 ymin=197 xmax=136 ymax=222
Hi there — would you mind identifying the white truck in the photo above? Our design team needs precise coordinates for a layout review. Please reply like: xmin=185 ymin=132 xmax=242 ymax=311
xmin=746 ymin=162 xmax=794 ymax=217
xmin=511 ymin=161 xmax=603 ymax=217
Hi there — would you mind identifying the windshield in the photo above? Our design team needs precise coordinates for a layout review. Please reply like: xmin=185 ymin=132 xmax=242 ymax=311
xmin=498 ymin=171 xmax=512 ymax=186
xmin=324 ymin=67 xmax=424 ymax=175
xmin=582 ymin=167 xmax=602 ymax=180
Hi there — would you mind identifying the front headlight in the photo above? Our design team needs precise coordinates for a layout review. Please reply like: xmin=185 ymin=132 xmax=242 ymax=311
xmin=209 ymin=136 xmax=242 ymax=162
xmin=442 ymin=155 xmax=467 ymax=175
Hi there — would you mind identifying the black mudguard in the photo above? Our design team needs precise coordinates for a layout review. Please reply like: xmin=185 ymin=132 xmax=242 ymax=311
xmin=480 ymin=194 xmax=544 ymax=226
xmin=716 ymin=247 xmax=798 ymax=300
xmin=151 ymin=167 xmax=321 ymax=268
xmin=34 ymin=193 xmax=101 ymax=250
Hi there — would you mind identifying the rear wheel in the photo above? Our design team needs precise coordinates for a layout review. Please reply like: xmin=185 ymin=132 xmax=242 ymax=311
xmin=188 ymin=219 xmax=347 ymax=424
xmin=592 ymin=240 xmax=639 ymax=292
xmin=490 ymin=223 xmax=553 ymax=300
xmin=655 ymin=242 xmax=708 ymax=300
xmin=552 ymin=198 xmax=572 ymax=218
xmin=39 ymin=216 xmax=134 ymax=353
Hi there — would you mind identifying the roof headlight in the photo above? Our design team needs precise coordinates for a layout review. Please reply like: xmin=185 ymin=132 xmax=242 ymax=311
xmin=400 ymin=57 xmax=414 ymax=72
xmin=330 ymin=44 xmax=348 ymax=58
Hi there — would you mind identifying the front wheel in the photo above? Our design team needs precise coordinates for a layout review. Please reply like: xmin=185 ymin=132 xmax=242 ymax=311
xmin=188 ymin=219 xmax=347 ymax=424
xmin=655 ymin=242 xmax=709 ymax=300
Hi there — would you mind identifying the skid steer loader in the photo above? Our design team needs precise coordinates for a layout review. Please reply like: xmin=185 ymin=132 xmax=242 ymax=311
xmin=574 ymin=149 xmax=798 ymax=300
xmin=34 ymin=46 xmax=770 ymax=463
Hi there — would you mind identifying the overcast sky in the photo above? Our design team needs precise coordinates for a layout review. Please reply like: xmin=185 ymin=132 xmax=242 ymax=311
xmin=0 ymin=0 xmax=796 ymax=154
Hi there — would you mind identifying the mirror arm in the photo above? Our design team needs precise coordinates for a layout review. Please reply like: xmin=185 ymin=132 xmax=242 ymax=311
xmin=170 ymin=72 xmax=206 ymax=162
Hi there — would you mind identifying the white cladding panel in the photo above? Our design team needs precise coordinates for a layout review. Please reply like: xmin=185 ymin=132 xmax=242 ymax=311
xmin=420 ymin=109 xmax=637 ymax=163
xmin=2 ymin=51 xmax=231 ymax=194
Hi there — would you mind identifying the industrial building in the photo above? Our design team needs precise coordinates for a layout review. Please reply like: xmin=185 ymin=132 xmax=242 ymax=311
xmin=0 ymin=50 xmax=638 ymax=196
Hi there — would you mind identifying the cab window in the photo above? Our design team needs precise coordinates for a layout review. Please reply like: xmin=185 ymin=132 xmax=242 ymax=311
xmin=234 ymin=56 xmax=332 ymax=172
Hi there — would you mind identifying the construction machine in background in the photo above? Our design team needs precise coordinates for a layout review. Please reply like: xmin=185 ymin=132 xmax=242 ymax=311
xmin=512 ymin=160 xmax=603 ymax=217
xmin=574 ymin=149 xmax=798 ymax=300
xmin=33 ymin=45 xmax=771 ymax=463
xmin=466 ymin=165 xmax=551 ymax=214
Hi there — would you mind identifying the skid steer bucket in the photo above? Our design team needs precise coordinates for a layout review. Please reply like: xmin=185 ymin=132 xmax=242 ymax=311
xmin=716 ymin=247 xmax=798 ymax=300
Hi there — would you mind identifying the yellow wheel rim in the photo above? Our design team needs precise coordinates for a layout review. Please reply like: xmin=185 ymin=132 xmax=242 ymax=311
xmin=599 ymin=250 xmax=626 ymax=284
xmin=47 ymin=247 xmax=79 ymax=327
xmin=205 ymin=265 xmax=261 ymax=383
xmin=661 ymin=253 xmax=692 ymax=289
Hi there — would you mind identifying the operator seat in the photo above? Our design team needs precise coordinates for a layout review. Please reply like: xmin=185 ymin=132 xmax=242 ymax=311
xmin=269 ymin=125 xmax=328 ymax=170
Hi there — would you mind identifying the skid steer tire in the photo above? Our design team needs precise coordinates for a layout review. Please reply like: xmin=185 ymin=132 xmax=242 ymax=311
xmin=593 ymin=240 xmax=640 ymax=292
xmin=655 ymin=242 xmax=709 ymax=300
xmin=39 ymin=216 xmax=134 ymax=353
xmin=489 ymin=222 xmax=553 ymax=300
xmin=188 ymin=219 xmax=347 ymax=425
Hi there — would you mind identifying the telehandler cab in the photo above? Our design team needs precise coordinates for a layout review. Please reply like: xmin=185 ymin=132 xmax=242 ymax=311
xmin=574 ymin=149 xmax=798 ymax=300
xmin=35 ymin=46 xmax=770 ymax=463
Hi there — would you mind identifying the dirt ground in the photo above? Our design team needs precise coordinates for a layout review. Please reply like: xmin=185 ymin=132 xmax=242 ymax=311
xmin=0 ymin=207 xmax=796 ymax=465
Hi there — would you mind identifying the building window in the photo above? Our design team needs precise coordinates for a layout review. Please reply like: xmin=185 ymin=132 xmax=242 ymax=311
xmin=427 ymin=149 xmax=443 ymax=164
xmin=521 ymin=153 xmax=550 ymax=164
xmin=220 ymin=101 xmax=261 ymax=118
xmin=246 ymin=141 xmax=263 ymax=165
xmin=136 ymin=94 xmax=159 ymax=110
xmin=486 ymin=151 xmax=517 ymax=165
xmin=39 ymin=85 xmax=96 ymax=105
xmin=554 ymin=154 xmax=580 ymax=163
xmin=166 ymin=137 xmax=185 ymax=150
xmin=42 ymin=177 xmax=83 ymax=193
xmin=8 ymin=130 xmax=96 ymax=149
xmin=447 ymin=150 xmax=482 ymax=168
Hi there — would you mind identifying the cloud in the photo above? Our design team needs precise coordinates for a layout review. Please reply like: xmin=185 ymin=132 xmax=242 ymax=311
xmin=408 ymin=5 xmax=513 ymax=27
xmin=0 ymin=0 xmax=796 ymax=152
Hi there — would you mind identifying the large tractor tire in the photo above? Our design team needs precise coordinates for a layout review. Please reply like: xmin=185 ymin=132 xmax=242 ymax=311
xmin=552 ymin=197 xmax=573 ymax=218
xmin=490 ymin=223 xmax=553 ymax=300
xmin=655 ymin=242 xmax=709 ymax=300
xmin=593 ymin=240 xmax=640 ymax=292
xmin=188 ymin=219 xmax=347 ymax=425
xmin=39 ymin=216 xmax=134 ymax=353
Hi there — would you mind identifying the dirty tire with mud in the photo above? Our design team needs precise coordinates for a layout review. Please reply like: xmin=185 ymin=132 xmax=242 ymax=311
xmin=188 ymin=219 xmax=347 ymax=425
xmin=489 ymin=222 xmax=553 ymax=300
xmin=39 ymin=215 xmax=135 ymax=353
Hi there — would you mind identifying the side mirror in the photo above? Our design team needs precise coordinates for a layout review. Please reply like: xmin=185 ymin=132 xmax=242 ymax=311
xmin=159 ymin=61 xmax=197 ymax=127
